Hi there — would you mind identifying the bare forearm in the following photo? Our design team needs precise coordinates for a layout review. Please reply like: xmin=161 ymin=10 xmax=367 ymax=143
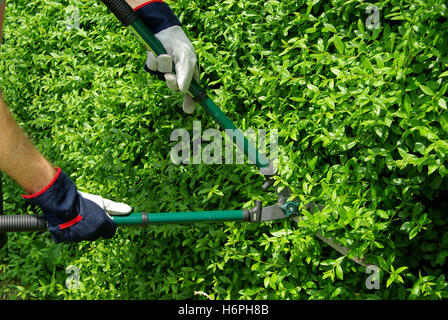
xmin=0 ymin=93 xmax=56 ymax=194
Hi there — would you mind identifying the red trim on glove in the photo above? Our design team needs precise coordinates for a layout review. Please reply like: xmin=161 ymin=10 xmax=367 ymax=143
xmin=59 ymin=214 xmax=83 ymax=230
xmin=133 ymin=0 xmax=165 ymax=11
xmin=22 ymin=168 xmax=62 ymax=199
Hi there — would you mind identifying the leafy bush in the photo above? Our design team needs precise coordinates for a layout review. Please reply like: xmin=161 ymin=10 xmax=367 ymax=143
xmin=1 ymin=0 xmax=448 ymax=299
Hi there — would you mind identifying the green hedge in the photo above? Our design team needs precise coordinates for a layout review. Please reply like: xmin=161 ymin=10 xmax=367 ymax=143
xmin=1 ymin=0 xmax=448 ymax=299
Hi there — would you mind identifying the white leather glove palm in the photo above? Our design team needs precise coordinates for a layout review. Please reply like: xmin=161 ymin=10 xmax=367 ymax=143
xmin=78 ymin=191 xmax=132 ymax=218
xmin=146 ymin=25 xmax=200 ymax=114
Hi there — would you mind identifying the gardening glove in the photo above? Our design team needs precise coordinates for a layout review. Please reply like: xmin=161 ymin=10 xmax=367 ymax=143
xmin=22 ymin=168 xmax=132 ymax=243
xmin=136 ymin=0 xmax=199 ymax=114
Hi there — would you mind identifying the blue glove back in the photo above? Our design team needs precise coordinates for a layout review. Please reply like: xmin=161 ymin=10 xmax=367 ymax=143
xmin=135 ymin=0 xmax=181 ymax=34
xmin=22 ymin=168 xmax=117 ymax=243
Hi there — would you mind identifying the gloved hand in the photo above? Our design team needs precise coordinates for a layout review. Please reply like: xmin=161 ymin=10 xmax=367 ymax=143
xmin=135 ymin=0 xmax=199 ymax=114
xmin=22 ymin=168 xmax=132 ymax=243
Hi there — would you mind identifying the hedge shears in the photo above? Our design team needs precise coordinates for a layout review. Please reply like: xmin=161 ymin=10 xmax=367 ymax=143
xmin=0 ymin=0 xmax=369 ymax=267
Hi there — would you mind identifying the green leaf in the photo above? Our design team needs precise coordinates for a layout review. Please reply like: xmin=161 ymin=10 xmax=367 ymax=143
xmin=409 ymin=226 xmax=420 ymax=239
xmin=326 ymin=168 xmax=333 ymax=182
xmin=440 ymin=112 xmax=448 ymax=131
xmin=398 ymin=147 xmax=420 ymax=163
xmin=428 ymin=162 xmax=438 ymax=175
xmin=395 ymin=266 xmax=408 ymax=274
xmin=323 ymin=23 xmax=337 ymax=33
xmin=377 ymin=210 xmax=389 ymax=219
xmin=419 ymin=85 xmax=434 ymax=96
xmin=386 ymin=274 xmax=396 ymax=288
xmin=332 ymin=35 xmax=345 ymax=54
xmin=264 ymin=277 xmax=270 ymax=288
xmin=335 ymin=264 xmax=344 ymax=280
xmin=439 ymin=70 xmax=448 ymax=78
xmin=357 ymin=18 xmax=365 ymax=34
xmin=331 ymin=189 xmax=337 ymax=202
